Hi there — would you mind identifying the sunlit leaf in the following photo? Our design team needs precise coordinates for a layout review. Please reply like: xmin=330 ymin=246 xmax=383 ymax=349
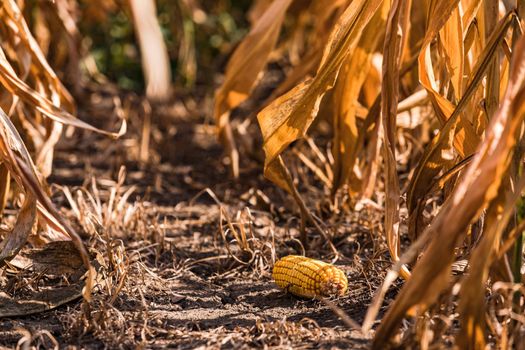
xmin=373 ymin=25 xmax=525 ymax=348
xmin=331 ymin=1 xmax=389 ymax=193
xmin=380 ymin=0 xmax=412 ymax=280
xmin=257 ymin=0 xmax=385 ymax=192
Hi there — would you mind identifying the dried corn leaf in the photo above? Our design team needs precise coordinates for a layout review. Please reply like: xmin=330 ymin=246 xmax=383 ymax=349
xmin=0 ymin=0 xmax=125 ymax=140
xmin=248 ymin=0 xmax=274 ymax=25
xmin=361 ymin=96 xmax=382 ymax=198
xmin=214 ymin=0 xmax=292 ymax=177
xmin=0 ymin=193 xmax=36 ymax=266
xmin=482 ymin=0 xmax=502 ymax=124
xmin=457 ymin=34 xmax=525 ymax=349
xmin=407 ymin=11 xmax=515 ymax=239
xmin=457 ymin=176 xmax=518 ymax=349
xmin=0 ymin=241 xmax=102 ymax=317
xmin=1 ymin=0 xmax=81 ymax=176
xmin=331 ymin=1 xmax=389 ymax=193
xmin=0 ymin=164 xmax=9 ymax=216
xmin=268 ymin=1 xmax=350 ymax=101
xmin=4 ymin=1 xmax=69 ymax=88
xmin=373 ymin=24 xmax=525 ymax=348
xmin=0 ymin=109 xmax=94 ymax=301
xmin=0 ymin=286 xmax=82 ymax=317
xmin=381 ymin=0 xmax=412 ymax=279
xmin=440 ymin=6 xmax=464 ymax=99
xmin=258 ymin=0 xmax=385 ymax=192
xmin=418 ymin=0 xmax=479 ymax=157
xmin=0 ymin=49 xmax=126 ymax=138
xmin=269 ymin=49 xmax=322 ymax=101
xmin=214 ymin=0 xmax=292 ymax=121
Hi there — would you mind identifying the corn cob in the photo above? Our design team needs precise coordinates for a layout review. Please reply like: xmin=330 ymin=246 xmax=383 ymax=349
xmin=272 ymin=255 xmax=348 ymax=298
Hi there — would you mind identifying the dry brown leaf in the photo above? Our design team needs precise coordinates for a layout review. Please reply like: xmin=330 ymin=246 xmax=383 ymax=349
xmin=440 ymin=6 xmax=464 ymax=100
xmin=0 ymin=241 xmax=102 ymax=317
xmin=372 ymin=25 xmax=525 ymax=349
xmin=0 ymin=109 xmax=94 ymax=301
xmin=247 ymin=0 xmax=274 ymax=25
xmin=380 ymin=0 xmax=412 ymax=280
xmin=257 ymin=0 xmax=385 ymax=192
xmin=3 ymin=0 xmax=75 ymax=108
xmin=0 ymin=193 xmax=36 ymax=266
xmin=407 ymin=10 xmax=515 ymax=240
xmin=483 ymin=0 xmax=502 ymax=119
xmin=0 ymin=50 xmax=126 ymax=139
xmin=331 ymin=1 xmax=389 ymax=193
xmin=214 ymin=0 xmax=292 ymax=112
xmin=457 ymin=176 xmax=519 ymax=349
xmin=457 ymin=34 xmax=525 ymax=349
xmin=0 ymin=0 xmax=126 ymax=142
xmin=1 ymin=0 xmax=79 ymax=176
xmin=214 ymin=0 xmax=293 ymax=177
xmin=0 ymin=286 xmax=82 ymax=317
xmin=0 ymin=164 xmax=10 ymax=216
xmin=361 ymin=96 xmax=382 ymax=198
xmin=418 ymin=0 xmax=479 ymax=158
xmin=268 ymin=1 xmax=350 ymax=101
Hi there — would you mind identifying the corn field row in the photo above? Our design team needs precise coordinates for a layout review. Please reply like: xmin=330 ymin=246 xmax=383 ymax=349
xmin=0 ymin=0 xmax=524 ymax=348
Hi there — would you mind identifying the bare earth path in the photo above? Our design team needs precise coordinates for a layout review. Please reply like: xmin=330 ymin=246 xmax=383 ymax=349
xmin=0 ymin=90 xmax=396 ymax=349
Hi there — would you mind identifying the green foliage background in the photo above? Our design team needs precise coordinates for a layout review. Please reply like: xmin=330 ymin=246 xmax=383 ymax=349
xmin=81 ymin=0 xmax=252 ymax=91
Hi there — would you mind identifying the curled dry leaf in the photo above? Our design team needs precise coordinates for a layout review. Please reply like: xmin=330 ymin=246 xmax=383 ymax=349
xmin=257 ymin=0 xmax=385 ymax=193
xmin=267 ymin=1 xmax=351 ymax=102
xmin=406 ymin=10 xmax=515 ymax=239
xmin=214 ymin=0 xmax=293 ymax=177
xmin=0 ymin=193 xmax=36 ymax=266
xmin=457 ymin=33 xmax=525 ymax=349
xmin=0 ymin=285 xmax=83 ymax=318
xmin=0 ymin=109 xmax=94 ymax=301
xmin=0 ymin=241 xmax=103 ymax=317
xmin=373 ymin=22 xmax=525 ymax=349
xmin=0 ymin=52 xmax=126 ymax=139
xmin=380 ymin=0 xmax=412 ymax=280
xmin=0 ymin=0 xmax=125 ymax=178
xmin=331 ymin=1 xmax=389 ymax=193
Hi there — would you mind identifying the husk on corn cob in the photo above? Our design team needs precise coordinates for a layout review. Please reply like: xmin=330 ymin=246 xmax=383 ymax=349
xmin=272 ymin=255 xmax=348 ymax=298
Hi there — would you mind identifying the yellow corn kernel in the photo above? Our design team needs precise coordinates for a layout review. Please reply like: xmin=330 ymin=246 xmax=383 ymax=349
xmin=272 ymin=255 xmax=348 ymax=298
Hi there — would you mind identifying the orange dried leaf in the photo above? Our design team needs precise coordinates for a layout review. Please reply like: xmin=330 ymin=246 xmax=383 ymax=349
xmin=406 ymin=10 xmax=515 ymax=239
xmin=380 ymin=0 xmax=412 ymax=280
xmin=373 ymin=21 xmax=525 ymax=348
xmin=214 ymin=0 xmax=293 ymax=121
xmin=331 ymin=1 xmax=389 ymax=192
xmin=257 ymin=0 xmax=385 ymax=191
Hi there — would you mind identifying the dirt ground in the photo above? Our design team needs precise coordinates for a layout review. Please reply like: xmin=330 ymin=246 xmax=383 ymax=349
xmin=0 ymin=86 xmax=399 ymax=349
